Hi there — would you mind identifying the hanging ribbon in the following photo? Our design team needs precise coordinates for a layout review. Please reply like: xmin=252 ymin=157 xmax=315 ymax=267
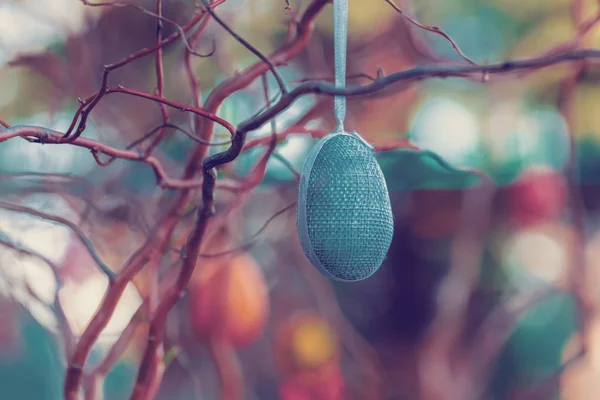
xmin=332 ymin=0 xmax=374 ymax=149
xmin=333 ymin=0 xmax=348 ymax=133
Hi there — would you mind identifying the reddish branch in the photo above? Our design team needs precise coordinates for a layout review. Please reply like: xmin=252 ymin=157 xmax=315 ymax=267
xmin=1 ymin=0 xmax=404 ymax=398
xmin=83 ymin=261 xmax=183 ymax=400
xmin=144 ymin=0 xmax=171 ymax=156
xmin=101 ymin=86 xmax=235 ymax=137
xmin=83 ymin=305 xmax=147 ymax=400
xmin=128 ymin=122 xmax=275 ymax=398
xmin=184 ymin=15 xmax=211 ymax=127
xmin=0 ymin=126 xmax=208 ymax=189
xmin=63 ymin=0 xmax=228 ymax=142
xmin=5 ymin=28 xmax=598 ymax=191
xmin=130 ymin=2 xmax=331 ymax=397
xmin=63 ymin=220 xmax=180 ymax=399
xmin=60 ymin=40 xmax=241 ymax=393
xmin=129 ymin=6 xmax=326 ymax=399
xmin=80 ymin=0 xmax=218 ymax=58
xmin=191 ymin=0 xmax=330 ymax=180
xmin=128 ymin=171 xmax=216 ymax=399
xmin=183 ymin=1 xmax=217 ymax=132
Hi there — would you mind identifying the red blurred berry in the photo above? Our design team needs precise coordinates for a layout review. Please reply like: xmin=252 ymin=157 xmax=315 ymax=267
xmin=279 ymin=364 xmax=345 ymax=400
xmin=506 ymin=166 xmax=567 ymax=226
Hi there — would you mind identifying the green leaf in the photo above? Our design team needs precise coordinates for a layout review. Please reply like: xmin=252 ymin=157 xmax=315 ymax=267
xmin=488 ymin=290 xmax=578 ymax=398
xmin=576 ymin=137 xmax=600 ymax=184
xmin=163 ymin=346 xmax=181 ymax=368
xmin=104 ymin=361 xmax=136 ymax=400
xmin=47 ymin=41 xmax=67 ymax=59
xmin=376 ymin=149 xmax=483 ymax=192
xmin=510 ymin=291 xmax=578 ymax=373
xmin=0 ymin=313 xmax=64 ymax=400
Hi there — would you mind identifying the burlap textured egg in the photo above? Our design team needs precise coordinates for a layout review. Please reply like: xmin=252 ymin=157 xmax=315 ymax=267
xmin=297 ymin=131 xmax=394 ymax=281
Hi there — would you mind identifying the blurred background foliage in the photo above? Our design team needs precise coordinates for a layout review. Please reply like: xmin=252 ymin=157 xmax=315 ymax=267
xmin=1 ymin=0 xmax=600 ymax=399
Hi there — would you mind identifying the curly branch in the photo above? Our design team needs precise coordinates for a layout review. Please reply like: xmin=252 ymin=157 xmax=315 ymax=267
xmin=238 ymin=48 xmax=600 ymax=134
xmin=0 ymin=126 xmax=207 ymax=189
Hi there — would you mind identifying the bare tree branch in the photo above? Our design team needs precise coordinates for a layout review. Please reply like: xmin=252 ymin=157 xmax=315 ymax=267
xmin=0 ymin=201 xmax=116 ymax=280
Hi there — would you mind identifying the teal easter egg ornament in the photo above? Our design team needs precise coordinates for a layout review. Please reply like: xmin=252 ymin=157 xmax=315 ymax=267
xmin=296 ymin=131 xmax=394 ymax=281
xmin=296 ymin=0 xmax=394 ymax=281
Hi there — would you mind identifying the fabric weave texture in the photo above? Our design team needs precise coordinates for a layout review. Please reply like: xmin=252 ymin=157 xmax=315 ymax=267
xmin=301 ymin=134 xmax=394 ymax=281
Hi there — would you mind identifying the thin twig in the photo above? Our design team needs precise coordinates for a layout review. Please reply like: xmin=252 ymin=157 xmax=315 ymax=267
xmin=200 ymin=0 xmax=289 ymax=94
xmin=143 ymin=0 xmax=171 ymax=156
xmin=0 ymin=201 xmax=116 ymax=280
xmin=96 ymin=123 xmax=231 ymax=167
xmin=195 ymin=202 xmax=296 ymax=259
xmin=184 ymin=9 xmax=214 ymax=132
xmin=80 ymin=0 xmax=219 ymax=58
xmin=384 ymin=0 xmax=477 ymax=65
xmin=105 ymin=85 xmax=236 ymax=137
